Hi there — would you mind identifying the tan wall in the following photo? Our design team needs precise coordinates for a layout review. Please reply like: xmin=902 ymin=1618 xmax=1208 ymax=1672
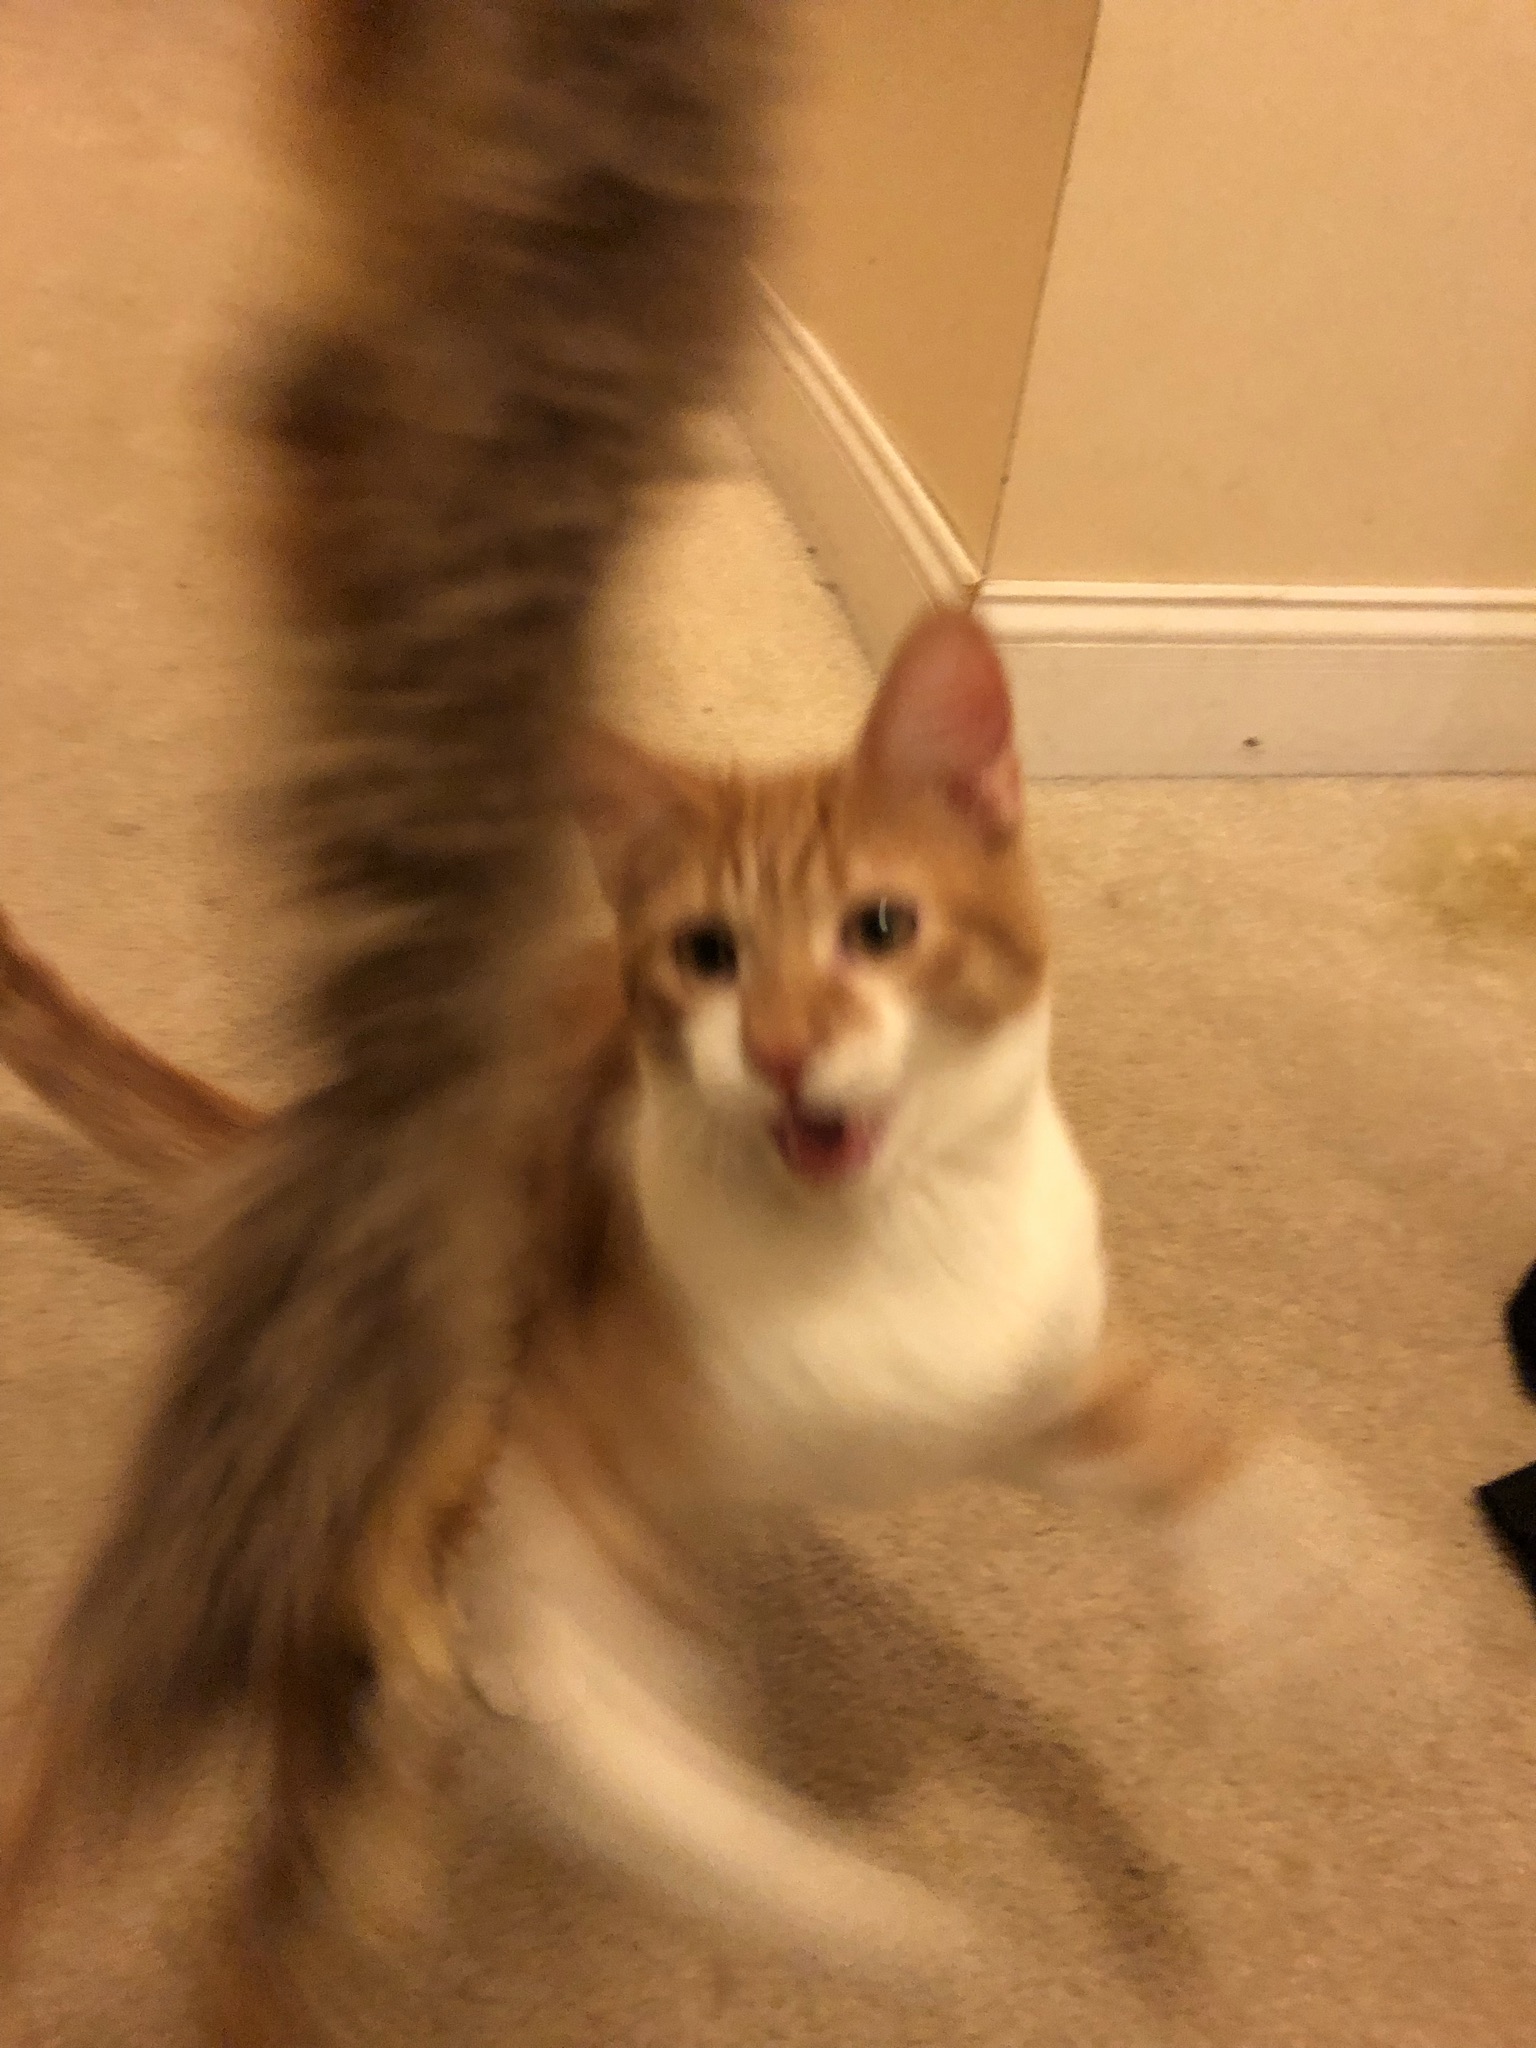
xmin=760 ymin=0 xmax=1098 ymax=566
xmin=991 ymin=0 xmax=1536 ymax=586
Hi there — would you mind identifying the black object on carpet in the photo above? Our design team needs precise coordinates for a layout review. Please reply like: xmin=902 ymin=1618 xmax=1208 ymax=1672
xmin=1505 ymin=1258 xmax=1536 ymax=1402
xmin=1477 ymin=1461 xmax=1536 ymax=1604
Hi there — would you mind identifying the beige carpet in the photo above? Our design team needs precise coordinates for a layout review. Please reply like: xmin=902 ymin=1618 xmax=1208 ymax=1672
xmin=4 ymin=8 xmax=1536 ymax=2045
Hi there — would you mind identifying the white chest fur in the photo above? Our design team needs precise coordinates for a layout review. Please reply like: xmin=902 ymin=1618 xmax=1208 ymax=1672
xmin=631 ymin=1007 xmax=1107 ymax=1507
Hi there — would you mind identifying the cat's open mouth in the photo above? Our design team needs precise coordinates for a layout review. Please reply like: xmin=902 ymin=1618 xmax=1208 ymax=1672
xmin=771 ymin=1105 xmax=884 ymax=1184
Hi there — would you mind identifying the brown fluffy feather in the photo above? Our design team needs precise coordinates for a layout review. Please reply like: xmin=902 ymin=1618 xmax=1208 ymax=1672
xmin=0 ymin=0 xmax=773 ymax=2032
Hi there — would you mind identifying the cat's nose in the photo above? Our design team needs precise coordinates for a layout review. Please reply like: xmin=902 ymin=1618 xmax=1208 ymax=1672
xmin=743 ymin=1034 xmax=806 ymax=1100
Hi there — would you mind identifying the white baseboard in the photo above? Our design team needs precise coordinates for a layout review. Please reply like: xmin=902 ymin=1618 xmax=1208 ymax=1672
xmin=977 ymin=582 xmax=1536 ymax=776
xmin=739 ymin=278 xmax=976 ymax=669
xmin=737 ymin=284 xmax=1536 ymax=777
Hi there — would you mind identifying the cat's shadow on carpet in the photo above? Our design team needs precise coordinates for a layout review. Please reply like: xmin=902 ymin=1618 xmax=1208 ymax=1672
xmin=0 ymin=1113 xmax=172 ymax=1278
xmin=735 ymin=1525 xmax=1204 ymax=2001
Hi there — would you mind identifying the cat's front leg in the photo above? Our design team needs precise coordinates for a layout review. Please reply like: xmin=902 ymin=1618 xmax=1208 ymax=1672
xmin=1006 ymin=1319 xmax=1244 ymax=1524
xmin=994 ymin=1323 xmax=1468 ymax=1745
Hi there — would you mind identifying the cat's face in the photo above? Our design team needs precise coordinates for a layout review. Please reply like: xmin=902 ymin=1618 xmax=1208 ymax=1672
xmin=580 ymin=610 xmax=1047 ymax=1187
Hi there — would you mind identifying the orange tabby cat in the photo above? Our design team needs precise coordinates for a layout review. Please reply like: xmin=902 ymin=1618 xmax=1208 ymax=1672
xmin=3 ymin=608 xmax=1437 ymax=2003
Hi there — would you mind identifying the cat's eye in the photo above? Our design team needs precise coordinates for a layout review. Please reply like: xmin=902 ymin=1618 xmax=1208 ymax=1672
xmin=674 ymin=920 xmax=739 ymax=981
xmin=843 ymin=898 xmax=919 ymax=957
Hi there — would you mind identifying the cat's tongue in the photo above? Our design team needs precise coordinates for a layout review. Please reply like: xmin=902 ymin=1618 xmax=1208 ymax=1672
xmin=773 ymin=1106 xmax=881 ymax=1184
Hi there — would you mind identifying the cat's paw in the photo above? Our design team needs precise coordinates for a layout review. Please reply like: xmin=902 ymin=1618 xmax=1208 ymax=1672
xmin=1164 ymin=1436 xmax=1468 ymax=1756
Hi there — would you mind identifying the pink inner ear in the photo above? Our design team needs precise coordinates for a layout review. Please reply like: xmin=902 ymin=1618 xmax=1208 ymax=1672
xmin=858 ymin=608 xmax=1021 ymax=836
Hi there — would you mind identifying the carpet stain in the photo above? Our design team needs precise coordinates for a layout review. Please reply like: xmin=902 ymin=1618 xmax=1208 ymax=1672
xmin=1399 ymin=812 xmax=1536 ymax=943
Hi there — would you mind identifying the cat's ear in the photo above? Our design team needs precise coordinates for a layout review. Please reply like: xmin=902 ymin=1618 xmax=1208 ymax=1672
xmin=570 ymin=724 xmax=704 ymax=904
xmin=856 ymin=607 xmax=1021 ymax=840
